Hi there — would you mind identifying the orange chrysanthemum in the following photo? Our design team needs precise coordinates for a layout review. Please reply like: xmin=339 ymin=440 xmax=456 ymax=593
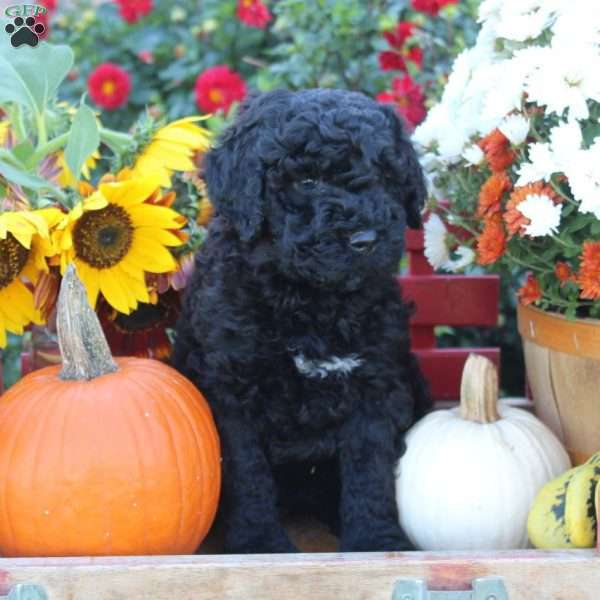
xmin=478 ymin=171 xmax=512 ymax=219
xmin=503 ymin=181 xmax=561 ymax=239
xmin=579 ymin=241 xmax=600 ymax=300
xmin=518 ymin=273 xmax=542 ymax=306
xmin=478 ymin=129 xmax=517 ymax=173
xmin=555 ymin=262 xmax=575 ymax=286
xmin=476 ymin=214 xmax=506 ymax=265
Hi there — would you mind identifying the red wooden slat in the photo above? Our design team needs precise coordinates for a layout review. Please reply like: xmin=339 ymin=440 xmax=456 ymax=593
xmin=416 ymin=347 xmax=501 ymax=401
xmin=410 ymin=326 xmax=436 ymax=349
xmin=406 ymin=228 xmax=425 ymax=251
xmin=407 ymin=252 xmax=432 ymax=276
xmin=400 ymin=275 xmax=500 ymax=327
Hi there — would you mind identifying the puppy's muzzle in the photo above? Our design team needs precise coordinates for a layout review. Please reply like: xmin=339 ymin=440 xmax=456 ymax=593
xmin=349 ymin=229 xmax=377 ymax=255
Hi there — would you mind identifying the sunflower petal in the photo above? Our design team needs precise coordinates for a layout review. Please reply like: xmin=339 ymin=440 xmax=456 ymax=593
xmin=74 ymin=260 xmax=100 ymax=309
xmin=128 ymin=204 xmax=186 ymax=229
xmin=100 ymin=177 xmax=161 ymax=208
xmin=99 ymin=268 xmax=134 ymax=314
xmin=129 ymin=237 xmax=177 ymax=273
xmin=136 ymin=228 xmax=185 ymax=247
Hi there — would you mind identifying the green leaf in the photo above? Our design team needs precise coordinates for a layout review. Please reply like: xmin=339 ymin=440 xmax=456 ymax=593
xmin=0 ymin=40 xmax=73 ymax=115
xmin=0 ymin=147 xmax=25 ymax=169
xmin=0 ymin=159 xmax=52 ymax=190
xmin=12 ymin=140 xmax=35 ymax=165
xmin=591 ymin=221 xmax=600 ymax=236
xmin=64 ymin=104 xmax=99 ymax=181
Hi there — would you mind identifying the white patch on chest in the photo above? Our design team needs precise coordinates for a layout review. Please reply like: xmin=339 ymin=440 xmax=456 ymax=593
xmin=293 ymin=353 xmax=364 ymax=379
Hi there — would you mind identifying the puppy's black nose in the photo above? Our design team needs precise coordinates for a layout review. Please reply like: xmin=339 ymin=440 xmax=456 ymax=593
xmin=349 ymin=230 xmax=377 ymax=254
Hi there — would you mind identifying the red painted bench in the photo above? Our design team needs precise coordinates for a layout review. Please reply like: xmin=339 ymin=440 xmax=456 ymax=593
xmin=401 ymin=228 xmax=500 ymax=404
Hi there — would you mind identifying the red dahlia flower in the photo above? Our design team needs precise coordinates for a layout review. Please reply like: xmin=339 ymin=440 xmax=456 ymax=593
xmin=34 ymin=0 xmax=56 ymax=40
xmin=195 ymin=66 xmax=247 ymax=114
xmin=378 ymin=47 xmax=423 ymax=71
xmin=114 ymin=0 xmax=153 ymax=24
xmin=376 ymin=75 xmax=426 ymax=128
xmin=411 ymin=0 xmax=459 ymax=16
xmin=40 ymin=0 xmax=57 ymax=11
xmin=379 ymin=22 xmax=423 ymax=72
xmin=236 ymin=0 xmax=272 ymax=29
xmin=88 ymin=63 xmax=132 ymax=110
xmin=384 ymin=21 xmax=416 ymax=49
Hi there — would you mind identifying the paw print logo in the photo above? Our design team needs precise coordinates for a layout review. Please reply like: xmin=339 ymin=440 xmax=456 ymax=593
xmin=5 ymin=16 xmax=45 ymax=48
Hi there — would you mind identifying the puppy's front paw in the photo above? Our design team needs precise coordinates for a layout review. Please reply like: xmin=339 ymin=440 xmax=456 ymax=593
xmin=340 ymin=524 xmax=414 ymax=552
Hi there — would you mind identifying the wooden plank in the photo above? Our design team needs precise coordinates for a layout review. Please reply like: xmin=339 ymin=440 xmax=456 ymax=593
xmin=416 ymin=348 xmax=501 ymax=401
xmin=401 ymin=275 xmax=500 ymax=327
xmin=406 ymin=228 xmax=425 ymax=251
xmin=0 ymin=550 xmax=597 ymax=600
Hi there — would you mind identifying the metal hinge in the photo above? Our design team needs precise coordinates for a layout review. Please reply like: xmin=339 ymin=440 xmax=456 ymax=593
xmin=393 ymin=577 xmax=508 ymax=600
xmin=1 ymin=585 xmax=47 ymax=600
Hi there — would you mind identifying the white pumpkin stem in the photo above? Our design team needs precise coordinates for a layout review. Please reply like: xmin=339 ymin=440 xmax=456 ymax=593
xmin=56 ymin=264 xmax=118 ymax=380
xmin=459 ymin=354 xmax=500 ymax=423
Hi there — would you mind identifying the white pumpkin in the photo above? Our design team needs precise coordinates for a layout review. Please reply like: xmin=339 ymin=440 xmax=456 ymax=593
xmin=396 ymin=354 xmax=570 ymax=551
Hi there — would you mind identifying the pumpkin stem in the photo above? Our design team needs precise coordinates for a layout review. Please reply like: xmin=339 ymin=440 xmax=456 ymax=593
xmin=56 ymin=264 xmax=118 ymax=380
xmin=459 ymin=354 xmax=500 ymax=423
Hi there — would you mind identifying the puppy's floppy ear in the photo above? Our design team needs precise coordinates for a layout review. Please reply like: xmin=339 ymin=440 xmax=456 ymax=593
xmin=202 ymin=94 xmax=265 ymax=242
xmin=380 ymin=104 xmax=427 ymax=230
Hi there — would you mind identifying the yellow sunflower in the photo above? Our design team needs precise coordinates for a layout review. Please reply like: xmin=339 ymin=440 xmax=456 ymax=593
xmin=131 ymin=116 xmax=212 ymax=187
xmin=56 ymin=150 xmax=100 ymax=188
xmin=54 ymin=175 xmax=186 ymax=315
xmin=0 ymin=209 xmax=62 ymax=348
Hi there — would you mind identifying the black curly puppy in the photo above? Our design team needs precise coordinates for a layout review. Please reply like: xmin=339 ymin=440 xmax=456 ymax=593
xmin=172 ymin=88 xmax=431 ymax=554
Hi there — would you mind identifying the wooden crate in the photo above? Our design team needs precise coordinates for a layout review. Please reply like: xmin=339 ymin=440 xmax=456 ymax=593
xmin=0 ymin=550 xmax=599 ymax=599
xmin=0 ymin=229 xmax=596 ymax=598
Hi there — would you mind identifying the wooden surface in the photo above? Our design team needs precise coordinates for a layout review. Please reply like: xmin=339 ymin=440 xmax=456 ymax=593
xmin=0 ymin=549 xmax=596 ymax=599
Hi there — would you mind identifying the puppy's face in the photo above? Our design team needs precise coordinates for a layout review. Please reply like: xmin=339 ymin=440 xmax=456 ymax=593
xmin=204 ymin=89 xmax=425 ymax=290
xmin=266 ymin=152 xmax=406 ymax=290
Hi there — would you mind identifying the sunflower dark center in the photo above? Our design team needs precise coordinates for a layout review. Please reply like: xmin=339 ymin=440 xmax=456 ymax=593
xmin=0 ymin=234 xmax=29 ymax=289
xmin=73 ymin=204 xmax=133 ymax=269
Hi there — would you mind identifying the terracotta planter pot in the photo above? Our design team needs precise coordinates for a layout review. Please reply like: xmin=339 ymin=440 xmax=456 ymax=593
xmin=518 ymin=303 xmax=600 ymax=465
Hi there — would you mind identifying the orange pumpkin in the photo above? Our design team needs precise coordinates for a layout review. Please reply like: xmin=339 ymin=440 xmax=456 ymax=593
xmin=0 ymin=266 xmax=221 ymax=557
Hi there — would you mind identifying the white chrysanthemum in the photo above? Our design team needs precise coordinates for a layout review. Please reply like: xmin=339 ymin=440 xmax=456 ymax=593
xmin=516 ymin=120 xmax=583 ymax=186
xmin=413 ymin=104 xmax=446 ymax=149
xmin=518 ymin=194 xmax=562 ymax=236
xmin=516 ymin=143 xmax=556 ymax=185
xmin=474 ymin=60 xmax=525 ymax=131
xmin=420 ymin=153 xmax=447 ymax=201
xmin=478 ymin=0 xmax=504 ymax=22
xmin=499 ymin=114 xmax=530 ymax=145
xmin=566 ymin=142 xmax=600 ymax=218
xmin=525 ymin=44 xmax=600 ymax=120
xmin=552 ymin=1 xmax=600 ymax=49
xmin=446 ymin=246 xmax=476 ymax=272
xmin=424 ymin=214 xmax=451 ymax=270
xmin=462 ymin=144 xmax=485 ymax=165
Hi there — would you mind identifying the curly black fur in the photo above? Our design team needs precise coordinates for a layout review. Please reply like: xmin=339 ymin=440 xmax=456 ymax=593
xmin=172 ymin=89 xmax=431 ymax=554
